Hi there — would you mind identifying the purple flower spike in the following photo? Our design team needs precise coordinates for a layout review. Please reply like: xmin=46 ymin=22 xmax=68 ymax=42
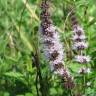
xmin=70 ymin=9 xmax=91 ymax=64
xmin=40 ymin=0 xmax=75 ymax=89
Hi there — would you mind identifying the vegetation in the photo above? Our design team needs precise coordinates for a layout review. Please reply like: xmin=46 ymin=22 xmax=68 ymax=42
xmin=0 ymin=0 xmax=96 ymax=96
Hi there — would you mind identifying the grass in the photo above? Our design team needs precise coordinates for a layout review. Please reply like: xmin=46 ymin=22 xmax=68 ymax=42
xmin=0 ymin=0 xmax=96 ymax=96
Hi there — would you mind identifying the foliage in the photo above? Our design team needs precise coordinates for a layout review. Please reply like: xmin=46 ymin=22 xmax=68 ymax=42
xmin=0 ymin=0 xmax=96 ymax=96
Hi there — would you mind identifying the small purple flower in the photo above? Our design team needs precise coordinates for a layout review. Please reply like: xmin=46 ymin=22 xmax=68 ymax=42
xmin=72 ymin=34 xmax=86 ymax=41
xmin=78 ymin=67 xmax=91 ymax=74
xmin=75 ymin=55 xmax=91 ymax=63
xmin=73 ymin=25 xmax=84 ymax=35
xmin=73 ymin=42 xmax=88 ymax=50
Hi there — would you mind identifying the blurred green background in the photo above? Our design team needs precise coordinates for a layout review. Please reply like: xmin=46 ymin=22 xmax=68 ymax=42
xmin=0 ymin=0 xmax=96 ymax=96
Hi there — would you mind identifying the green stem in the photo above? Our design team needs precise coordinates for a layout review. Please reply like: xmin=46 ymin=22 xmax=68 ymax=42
xmin=83 ymin=75 xmax=86 ymax=94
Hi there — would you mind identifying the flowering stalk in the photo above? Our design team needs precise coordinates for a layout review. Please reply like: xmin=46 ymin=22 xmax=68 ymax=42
xmin=69 ymin=9 xmax=91 ymax=95
xmin=69 ymin=8 xmax=91 ymax=64
xmin=40 ymin=0 xmax=74 ymax=89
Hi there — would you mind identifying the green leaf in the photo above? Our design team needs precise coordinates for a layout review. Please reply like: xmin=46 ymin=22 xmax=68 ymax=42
xmin=4 ymin=72 xmax=24 ymax=78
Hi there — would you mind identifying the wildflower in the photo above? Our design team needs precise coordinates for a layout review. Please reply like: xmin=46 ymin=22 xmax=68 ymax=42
xmin=72 ymin=34 xmax=86 ymax=41
xmin=40 ymin=0 xmax=74 ymax=89
xmin=73 ymin=42 xmax=88 ymax=50
xmin=73 ymin=25 xmax=84 ymax=35
xmin=69 ymin=8 xmax=91 ymax=64
xmin=78 ymin=67 xmax=91 ymax=74
xmin=75 ymin=55 xmax=91 ymax=63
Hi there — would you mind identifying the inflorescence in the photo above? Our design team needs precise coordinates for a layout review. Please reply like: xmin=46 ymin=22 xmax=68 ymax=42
xmin=70 ymin=8 xmax=91 ymax=64
xmin=40 ymin=0 xmax=74 ymax=89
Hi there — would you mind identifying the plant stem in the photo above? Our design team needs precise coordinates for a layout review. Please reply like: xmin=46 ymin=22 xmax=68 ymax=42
xmin=33 ymin=50 xmax=46 ymax=96
xmin=36 ymin=72 xmax=39 ymax=96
